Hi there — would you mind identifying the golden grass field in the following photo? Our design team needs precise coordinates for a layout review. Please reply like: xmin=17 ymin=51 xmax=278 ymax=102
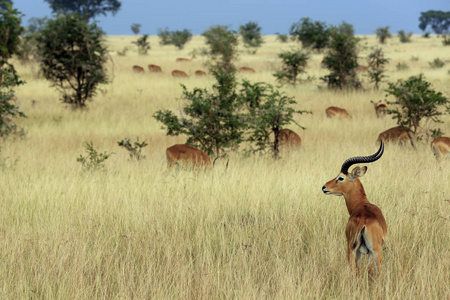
xmin=1 ymin=34 xmax=449 ymax=298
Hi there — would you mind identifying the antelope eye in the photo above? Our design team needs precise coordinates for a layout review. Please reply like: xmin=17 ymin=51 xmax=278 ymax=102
xmin=337 ymin=176 xmax=344 ymax=182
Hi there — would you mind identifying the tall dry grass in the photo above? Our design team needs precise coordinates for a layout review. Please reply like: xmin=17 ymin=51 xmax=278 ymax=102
xmin=1 ymin=34 xmax=449 ymax=298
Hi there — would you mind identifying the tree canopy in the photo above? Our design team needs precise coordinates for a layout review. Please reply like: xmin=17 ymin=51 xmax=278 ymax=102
xmin=419 ymin=10 xmax=450 ymax=35
xmin=44 ymin=0 xmax=121 ymax=21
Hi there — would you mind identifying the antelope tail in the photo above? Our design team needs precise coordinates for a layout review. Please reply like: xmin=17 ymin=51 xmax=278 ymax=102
xmin=355 ymin=226 xmax=378 ymax=273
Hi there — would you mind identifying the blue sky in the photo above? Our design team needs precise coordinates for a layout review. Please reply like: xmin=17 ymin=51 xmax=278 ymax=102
xmin=15 ymin=0 xmax=449 ymax=35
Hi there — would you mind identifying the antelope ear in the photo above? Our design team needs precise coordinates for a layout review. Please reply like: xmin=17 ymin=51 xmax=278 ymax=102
xmin=349 ymin=166 xmax=367 ymax=181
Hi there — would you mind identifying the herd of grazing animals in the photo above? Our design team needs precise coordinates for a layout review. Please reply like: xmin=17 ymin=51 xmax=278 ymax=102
xmin=133 ymin=53 xmax=448 ymax=280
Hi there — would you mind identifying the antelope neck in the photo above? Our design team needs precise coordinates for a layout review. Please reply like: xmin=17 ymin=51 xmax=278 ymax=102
xmin=342 ymin=179 xmax=370 ymax=215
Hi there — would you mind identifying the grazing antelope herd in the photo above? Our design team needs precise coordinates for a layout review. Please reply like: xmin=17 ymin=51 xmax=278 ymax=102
xmin=376 ymin=126 xmax=409 ymax=146
xmin=132 ymin=65 xmax=145 ymax=73
xmin=322 ymin=142 xmax=387 ymax=280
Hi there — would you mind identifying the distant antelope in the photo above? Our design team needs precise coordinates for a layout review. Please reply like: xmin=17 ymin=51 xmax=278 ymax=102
xmin=195 ymin=70 xmax=207 ymax=76
xmin=370 ymin=100 xmax=388 ymax=118
xmin=376 ymin=126 xmax=409 ymax=146
xmin=322 ymin=142 xmax=386 ymax=280
xmin=132 ymin=65 xmax=145 ymax=73
xmin=279 ymin=128 xmax=302 ymax=149
xmin=239 ymin=67 xmax=256 ymax=73
xmin=431 ymin=136 xmax=450 ymax=163
xmin=326 ymin=106 xmax=351 ymax=119
xmin=166 ymin=144 xmax=211 ymax=169
xmin=171 ymin=70 xmax=188 ymax=77
xmin=176 ymin=55 xmax=195 ymax=62
xmin=148 ymin=64 xmax=162 ymax=72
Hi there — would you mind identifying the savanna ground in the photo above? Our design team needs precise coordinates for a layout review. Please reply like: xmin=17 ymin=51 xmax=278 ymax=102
xmin=1 ymin=34 xmax=449 ymax=298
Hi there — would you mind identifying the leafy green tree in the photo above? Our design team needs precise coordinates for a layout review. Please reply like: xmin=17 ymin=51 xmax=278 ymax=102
xmin=157 ymin=27 xmax=171 ymax=45
xmin=169 ymin=29 xmax=192 ymax=50
xmin=321 ymin=23 xmax=361 ymax=90
xmin=202 ymin=25 xmax=239 ymax=74
xmin=419 ymin=10 xmax=450 ymax=35
xmin=157 ymin=28 xmax=192 ymax=49
xmin=0 ymin=2 xmax=26 ymax=142
xmin=0 ymin=1 xmax=23 ymax=79
xmin=130 ymin=23 xmax=141 ymax=35
xmin=0 ymin=0 xmax=12 ymax=11
xmin=398 ymin=30 xmax=412 ymax=43
xmin=367 ymin=47 xmax=389 ymax=90
xmin=385 ymin=74 xmax=449 ymax=147
xmin=239 ymin=80 xmax=311 ymax=157
xmin=375 ymin=26 xmax=392 ymax=44
xmin=0 ymin=66 xmax=26 ymax=140
xmin=44 ymin=0 xmax=121 ymax=22
xmin=273 ymin=49 xmax=309 ymax=87
xmin=36 ymin=13 xmax=108 ymax=108
xmin=289 ymin=18 xmax=329 ymax=51
xmin=239 ymin=21 xmax=263 ymax=53
xmin=132 ymin=34 xmax=150 ymax=55
xmin=153 ymin=70 xmax=244 ymax=158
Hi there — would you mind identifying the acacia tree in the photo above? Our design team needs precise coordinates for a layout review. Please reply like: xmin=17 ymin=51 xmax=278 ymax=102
xmin=367 ymin=47 xmax=389 ymax=90
xmin=239 ymin=80 xmax=311 ymax=157
xmin=239 ymin=21 xmax=263 ymax=54
xmin=153 ymin=70 xmax=244 ymax=158
xmin=419 ymin=10 xmax=450 ymax=36
xmin=0 ymin=0 xmax=12 ymax=11
xmin=130 ymin=23 xmax=141 ymax=35
xmin=36 ymin=13 xmax=108 ymax=108
xmin=289 ymin=18 xmax=329 ymax=52
xmin=0 ymin=2 xmax=26 ymax=141
xmin=376 ymin=26 xmax=392 ymax=44
xmin=202 ymin=25 xmax=239 ymax=74
xmin=44 ymin=0 xmax=121 ymax=22
xmin=321 ymin=23 xmax=361 ymax=90
xmin=273 ymin=49 xmax=309 ymax=87
xmin=385 ymin=75 xmax=449 ymax=147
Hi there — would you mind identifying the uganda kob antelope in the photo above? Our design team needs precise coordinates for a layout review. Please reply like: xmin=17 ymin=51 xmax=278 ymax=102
xmin=326 ymin=106 xmax=352 ymax=119
xmin=166 ymin=144 xmax=211 ymax=170
xmin=376 ymin=126 xmax=408 ymax=146
xmin=431 ymin=136 xmax=450 ymax=163
xmin=370 ymin=100 xmax=387 ymax=118
xmin=322 ymin=142 xmax=387 ymax=280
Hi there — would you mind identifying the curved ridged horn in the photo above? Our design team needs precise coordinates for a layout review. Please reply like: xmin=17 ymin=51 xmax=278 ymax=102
xmin=341 ymin=142 xmax=384 ymax=174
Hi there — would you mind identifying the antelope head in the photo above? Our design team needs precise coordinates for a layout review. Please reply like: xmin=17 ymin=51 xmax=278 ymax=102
xmin=322 ymin=142 xmax=384 ymax=199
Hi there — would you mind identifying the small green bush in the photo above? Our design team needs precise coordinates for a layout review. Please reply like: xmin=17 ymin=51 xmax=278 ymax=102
xmin=118 ymin=137 xmax=147 ymax=161
xmin=77 ymin=141 xmax=113 ymax=171
xmin=429 ymin=58 xmax=445 ymax=69
xmin=396 ymin=62 xmax=409 ymax=71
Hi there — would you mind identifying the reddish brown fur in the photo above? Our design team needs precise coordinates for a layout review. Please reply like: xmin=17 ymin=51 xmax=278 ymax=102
xmin=148 ymin=64 xmax=162 ymax=72
xmin=376 ymin=126 xmax=408 ymax=146
xmin=279 ymin=128 xmax=302 ymax=149
xmin=325 ymin=106 xmax=351 ymax=119
xmin=171 ymin=70 xmax=188 ymax=77
xmin=166 ymin=144 xmax=211 ymax=169
xmin=132 ymin=65 xmax=145 ymax=73
xmin=239 ymin=67 xmax=256 ymax=73
xmin=176 ymin=55 xmax=195 ymax=62
xmin=431 ymin=136 xmax=450 ymax=163
xmin=370 ymin=100 xmax=388 ymax=118
xmin=323 ymin=167 xmax=387 ymax=280
xmin=195 ymin=70 xmax=207 ymax=76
